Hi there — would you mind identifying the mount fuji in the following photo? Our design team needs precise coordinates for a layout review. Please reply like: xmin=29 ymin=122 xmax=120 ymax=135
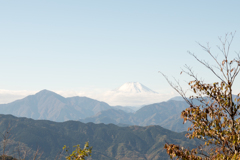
xmin=100 ymin=82 xmax=164 ymax=106
xmin=114 ymin=82 xmax=158 ymax=94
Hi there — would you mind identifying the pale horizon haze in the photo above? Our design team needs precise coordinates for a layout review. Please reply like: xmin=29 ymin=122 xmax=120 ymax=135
xmin=0 ymin=1 xmax=240 ymax=106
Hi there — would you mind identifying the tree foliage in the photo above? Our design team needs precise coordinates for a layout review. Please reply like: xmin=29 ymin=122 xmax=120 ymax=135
xmin=63 ymin=142 xmax=92 ymax=160
xmin=162 ymin=32 xmax=240 ymax=159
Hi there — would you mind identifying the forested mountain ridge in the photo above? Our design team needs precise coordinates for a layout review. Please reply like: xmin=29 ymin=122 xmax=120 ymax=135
xmin=0 ymin=114 xmax=200 ymax=160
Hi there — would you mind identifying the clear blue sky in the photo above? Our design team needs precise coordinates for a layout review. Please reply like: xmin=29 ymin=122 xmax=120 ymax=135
xmin=0 ymin=1 xmax=240 ymax=94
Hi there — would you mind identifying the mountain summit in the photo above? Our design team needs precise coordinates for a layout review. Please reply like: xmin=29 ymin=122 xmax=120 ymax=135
xmin=114 ymin=82 xmax=158 ymax=94
xmin=0 ymin=89 xmax=112 ymax=121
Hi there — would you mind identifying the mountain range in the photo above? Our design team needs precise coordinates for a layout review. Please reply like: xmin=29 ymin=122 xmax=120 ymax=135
xmin=0 ymin=114 xmax=201 ymax=160
xmin=0 ymin=84 xmax=236 ymax=159
xmin=0 ymin=90 xmax=113 ymax=121
xmin=80 ymin=100 xmax=191 ymax=132
xmin=0 ymin=89 xmax=190 ymax=132
xmin=0 ymin=86 xmax=206 ymax=159
xmin=0 ymin=82 xmax=172 ymax=107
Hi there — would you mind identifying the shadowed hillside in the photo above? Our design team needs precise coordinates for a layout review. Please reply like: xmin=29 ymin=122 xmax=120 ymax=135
xmin=0 ymin=114 xmax=201 ymax=160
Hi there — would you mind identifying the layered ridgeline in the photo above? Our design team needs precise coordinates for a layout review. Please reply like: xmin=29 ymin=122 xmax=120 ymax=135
xmin=0 ymin=89 xmax=113 ymax=121
xmin=0 ymin=89 xmax=190 ymax=132
xmin=81 ymin=100 xmax=191 ymax=132
xmin=0 ymin=114 xmax=201 ymax=160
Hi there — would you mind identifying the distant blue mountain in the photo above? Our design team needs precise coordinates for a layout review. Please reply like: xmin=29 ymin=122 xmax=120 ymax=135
xmin=0 ymin=90 xmax=112 ymax=121
xmin=3 ymin=90 xmax=235 ymax=132
xmin=81 ymin=100 xmax=191 ymax=132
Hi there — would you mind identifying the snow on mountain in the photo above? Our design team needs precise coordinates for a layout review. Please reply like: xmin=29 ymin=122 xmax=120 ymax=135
xmin=168 ymin=96 xmax=185 ymax=101
xmin=97 ymin=82 xmax=168 ymax=106
xmin=0 ymin=82 xmax=175 ymax=107
xmin=114 ymin=82 xmax=158 ymax=94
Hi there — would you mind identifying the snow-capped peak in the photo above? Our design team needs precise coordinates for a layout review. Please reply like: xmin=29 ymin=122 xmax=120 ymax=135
xmin=114 ymin=82 xmax=158 ymax=94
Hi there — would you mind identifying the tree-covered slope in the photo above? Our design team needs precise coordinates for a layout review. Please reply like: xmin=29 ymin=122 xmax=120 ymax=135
xmin=0 ymin=114 xmax=200 ymax=160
